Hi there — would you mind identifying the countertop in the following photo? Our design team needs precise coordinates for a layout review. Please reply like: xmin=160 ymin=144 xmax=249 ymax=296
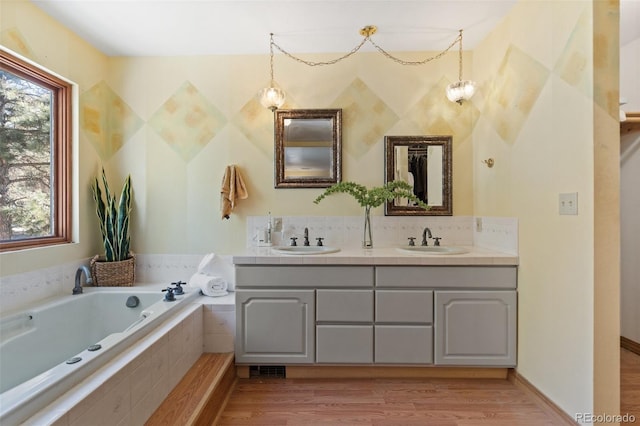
xmin=232 ymin=245 xmax=518 ymax=266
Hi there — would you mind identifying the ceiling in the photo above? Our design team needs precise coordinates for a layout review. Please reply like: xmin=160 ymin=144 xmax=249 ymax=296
xmin=31 ymin=0 xmax=640 ymax=57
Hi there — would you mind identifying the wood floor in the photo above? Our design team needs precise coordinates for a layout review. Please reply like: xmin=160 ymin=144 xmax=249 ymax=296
xmin=216 ymin=349 xmax=640 ymax=425
xmin=621 ymin=348 xmax=640 ymax=421
xmin=217 ymin=377 xmax=571 ymax=425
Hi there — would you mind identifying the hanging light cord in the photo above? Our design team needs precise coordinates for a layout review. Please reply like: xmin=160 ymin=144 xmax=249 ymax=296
xmin=269 ymin=28 xmax=463 ymax=68
xmin=457 ymin=29 xmax=463 ymax=80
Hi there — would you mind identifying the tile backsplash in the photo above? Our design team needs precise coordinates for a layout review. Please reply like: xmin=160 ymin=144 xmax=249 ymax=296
xmin=0 ymin=253 xmax=235 ymax=314
xmin=247 ymin=215 xmax=518 ymax=254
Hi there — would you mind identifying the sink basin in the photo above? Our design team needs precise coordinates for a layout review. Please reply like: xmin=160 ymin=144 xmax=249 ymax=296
xmin=396 ymin=246 xmax=468 ymax=255
xmin=271 ymin=246 xmax=341 ymax=255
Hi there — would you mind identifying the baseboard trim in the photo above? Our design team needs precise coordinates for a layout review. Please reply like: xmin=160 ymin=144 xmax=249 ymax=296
xmin=237 ymin=365 xmax=508 ymax=379
xmin=508 ymin=370 xmax=578 ymax=425
xmin=621 ymin=336 xmax=640 ymax=356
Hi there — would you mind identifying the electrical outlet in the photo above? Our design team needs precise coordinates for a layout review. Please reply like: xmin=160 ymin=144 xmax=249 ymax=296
xmin=559 ymin=192 xmax=578 ymax=215
xmin=272 ymin=217 xmax=283 ymax=232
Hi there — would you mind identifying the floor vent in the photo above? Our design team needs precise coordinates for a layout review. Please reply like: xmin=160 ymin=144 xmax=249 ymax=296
xmin=249 ymin=365 xmax=286 ymax=378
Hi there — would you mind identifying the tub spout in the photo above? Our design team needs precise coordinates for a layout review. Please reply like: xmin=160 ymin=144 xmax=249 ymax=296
xmin=73 ymin=265 xmax=92 ymax=295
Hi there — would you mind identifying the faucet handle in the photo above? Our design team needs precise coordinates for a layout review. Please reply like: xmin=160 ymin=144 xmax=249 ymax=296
xmin=316 ymin=237 xmax=324 ymax=247
xmin=408 ymin=237 xmax=416 ymax=246
xmin=289 ymin=237 xmax=298 ymax=246
xmin=171 ymin=281 xmax=185 ymax=295
xmin=162 ymin=287 xmax=176 ymax=301
xmin=433 ymin=237 xmax=441 ymax=246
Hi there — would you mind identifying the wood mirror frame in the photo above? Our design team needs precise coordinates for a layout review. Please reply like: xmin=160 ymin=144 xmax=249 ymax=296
xmin=274 ymin=109 xmax=342 ymax=188
xmin=384 ymin=135 xmax=453 ymax=216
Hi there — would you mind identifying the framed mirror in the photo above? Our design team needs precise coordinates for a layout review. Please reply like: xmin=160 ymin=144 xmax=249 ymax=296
xmin=274 ymin=109 xmax=342 ymax=188
xmin=384 ymin=135 xmax=453 ymax=216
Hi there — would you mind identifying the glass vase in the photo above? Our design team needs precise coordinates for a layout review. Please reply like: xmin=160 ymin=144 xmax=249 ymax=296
xmin=362 ymin=205 xmax=373 ymax=249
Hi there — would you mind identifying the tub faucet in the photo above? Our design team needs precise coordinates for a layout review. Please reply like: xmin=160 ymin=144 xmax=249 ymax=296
xmin=73 ymin=265 xmax=93 ymax=295
xmin=421 ymin=227 xmax=433 ymax=246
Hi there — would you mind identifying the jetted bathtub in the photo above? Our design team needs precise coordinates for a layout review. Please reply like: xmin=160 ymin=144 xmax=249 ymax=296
xmin=0 ymin=286 xmax=198 ymax=425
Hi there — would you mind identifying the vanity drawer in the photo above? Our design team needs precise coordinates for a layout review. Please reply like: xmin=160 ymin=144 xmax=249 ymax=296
xmin=236 ymin=266 xmax=374 ymax=288
xmin=375 ymin=325 xmax=433 ymax=364
xmin=375 ymin=290 xmax=433 ymax=323
xmin=317 ymin=290 xmax=373 ymax=323
xmin=375 ymin=266 xmax=517 ymax=289
xmin=316 ymin=325 xmax=373 ymax=363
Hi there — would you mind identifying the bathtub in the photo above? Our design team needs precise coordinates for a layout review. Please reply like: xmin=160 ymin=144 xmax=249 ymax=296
xmin=0 ymin=286 xmax=199 ymax=425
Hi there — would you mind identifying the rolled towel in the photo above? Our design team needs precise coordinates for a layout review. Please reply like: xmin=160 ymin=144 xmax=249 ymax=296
xmin=197 ymin=253 xmax=216 ymax=275
xmin=188 ymin=272 xmax=228 ymax=297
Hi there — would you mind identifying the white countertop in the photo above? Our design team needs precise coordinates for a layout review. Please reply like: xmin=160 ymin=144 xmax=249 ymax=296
xmin=232 ymin=245 xmax=518 ymax=266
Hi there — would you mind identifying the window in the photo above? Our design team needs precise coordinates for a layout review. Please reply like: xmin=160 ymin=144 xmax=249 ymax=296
xmin=0 ymin=49 xmax=71 ymax=251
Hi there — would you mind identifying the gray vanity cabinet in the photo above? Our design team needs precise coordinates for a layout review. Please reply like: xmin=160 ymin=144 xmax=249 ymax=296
xmin=234 ymin=264 xmax=517 ymax=368
xmin=235 ymin=289 xmax=315 ymax=364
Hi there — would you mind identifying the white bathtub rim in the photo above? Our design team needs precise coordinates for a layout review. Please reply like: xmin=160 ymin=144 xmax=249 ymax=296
xmin=0 ymin=289 xmax=199 ymax=425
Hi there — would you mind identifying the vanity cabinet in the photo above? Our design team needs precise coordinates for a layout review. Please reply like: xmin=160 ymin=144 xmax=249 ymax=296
xmin=235 ymin=263 xmax=517 ymax=368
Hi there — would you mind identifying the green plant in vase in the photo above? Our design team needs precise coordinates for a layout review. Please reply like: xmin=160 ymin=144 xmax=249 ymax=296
xmin=314 ymin=181 xmax=429 ymax=248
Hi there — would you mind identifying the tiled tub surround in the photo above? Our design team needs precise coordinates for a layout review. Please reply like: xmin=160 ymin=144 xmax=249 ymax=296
xmin=0 ymin=256 xmax=235 ymax=425
xmin=246 ymin=215 xmax=518 ymax=255
xmin=0 ymin=286 xmax=201 ymax=425
xmin=26 ymin=304 xmax=203 ymax=426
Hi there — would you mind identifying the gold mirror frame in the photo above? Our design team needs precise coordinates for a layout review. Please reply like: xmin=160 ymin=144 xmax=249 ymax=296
xmin=384 ymin=135 xmax=453 ymax=216
xmin=274 ymin=109 xmax=342 ymax=188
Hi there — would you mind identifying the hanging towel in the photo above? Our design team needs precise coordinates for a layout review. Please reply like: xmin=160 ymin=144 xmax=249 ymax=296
xmin=220 ymin=165 xmax=248 ymax=219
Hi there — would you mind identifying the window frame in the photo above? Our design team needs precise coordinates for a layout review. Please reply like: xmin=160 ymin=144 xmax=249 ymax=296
xmin=0 ymin=49 xmax=72 ymax=251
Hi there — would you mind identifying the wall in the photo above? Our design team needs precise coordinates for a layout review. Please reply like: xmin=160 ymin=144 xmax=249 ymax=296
xmin=473 ymin=0 xmax=619 ymax=420
xmin=0 ymin=0 xmax=106 ymax=276
xmin=621 ymin=127 xmax=640 ymax=343
xmin=620 ymin=17 xmax=640 ymax=345
xmin=105 ymin=51 xmax=476 ymax=256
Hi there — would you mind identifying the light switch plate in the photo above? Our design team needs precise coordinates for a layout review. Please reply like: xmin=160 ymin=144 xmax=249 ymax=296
xmin=559 ymin=192 xmax=578 ymax=215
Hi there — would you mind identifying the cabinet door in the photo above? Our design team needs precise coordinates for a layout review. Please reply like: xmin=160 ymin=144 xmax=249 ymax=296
xmin=434 ymin=291 xmax=517 ymax=366
xmin=235 ymin=290 xmax=315 ymax=364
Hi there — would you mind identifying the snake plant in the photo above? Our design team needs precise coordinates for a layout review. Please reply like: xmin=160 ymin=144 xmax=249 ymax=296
xmin=92 ymin=168 xmax=132 ymax=262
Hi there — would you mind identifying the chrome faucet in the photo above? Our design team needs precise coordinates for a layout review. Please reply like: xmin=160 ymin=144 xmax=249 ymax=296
xmin=303 ymin=227 xmax=310 ymax=246
xmin=421 ymin=227 xmax=433 ymax=246
xmin=73 ymin=265 xmax=93 ymax=295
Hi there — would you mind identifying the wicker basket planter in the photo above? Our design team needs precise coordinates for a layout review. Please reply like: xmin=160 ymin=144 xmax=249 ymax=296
xmin=90 ymin=253 xmax=135 ymax=287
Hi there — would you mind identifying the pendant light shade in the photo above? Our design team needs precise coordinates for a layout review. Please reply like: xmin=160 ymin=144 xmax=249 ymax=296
xmin=446 ymin=80 xmax=476 ymax=104
xmin=259 ymin=86 xmax=286 ymax=111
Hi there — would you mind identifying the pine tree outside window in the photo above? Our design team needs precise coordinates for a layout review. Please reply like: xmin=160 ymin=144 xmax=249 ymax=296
xmin=0 ymin=49 xmax=72 ymax=251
